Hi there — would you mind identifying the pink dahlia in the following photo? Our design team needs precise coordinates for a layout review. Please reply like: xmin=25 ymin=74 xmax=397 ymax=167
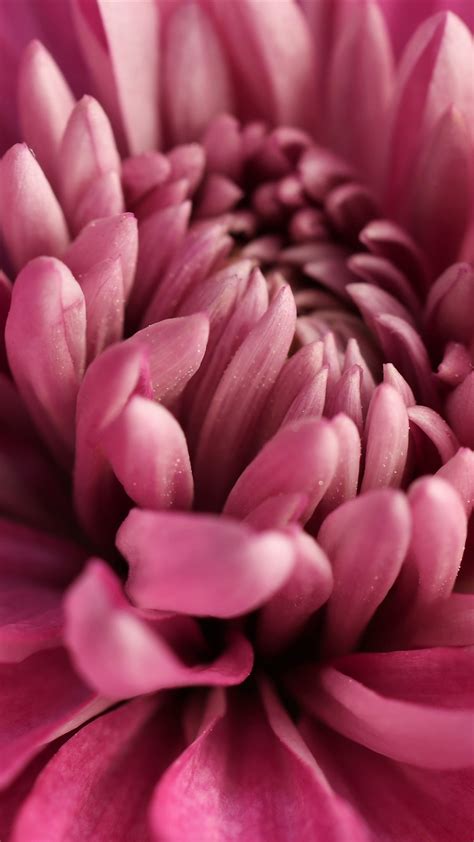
xmin=0 ymin=1 xmax=473 ymax=839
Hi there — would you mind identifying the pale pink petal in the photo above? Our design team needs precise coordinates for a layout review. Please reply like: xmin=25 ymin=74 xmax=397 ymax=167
xmin=121 ymin=152 xmax=170 ymax=205
xmin=224 ymin=418 xmax=338 ymax=524
xmin=0 ymin=144 xmax=69 ymax=272
xmin=73 ymin=170 xmax=124 ymax=233
xmin=295 ymin=647 xmax=474 ymax=769
xmin=101 ymin=396 xmax=193 ymax=511
xmin=58 ymin=95 xmax=122 ymax=233
xmin=80 ymin=257 xmax=124 ymax=362
xmin=118 ymin=510 xmax=295 ymax=619
xmin=64 ymin=213 xmax=138 ymax=300
xmin=194 ymin=286 xmax=296 ymax=508
xmin=446 ymin=371 xmax=474 ymax=448
xmin=326 ymin=365 xmax=363 ymax=433
xmin=11 ymin=697 xmax=183 ymax=842
xmin=361 ymin=384 xmax=409 ymax=491
xmin=17 ymin=41 xmax=75 ymax=190
xmin=196 ymin=173 xmax=243 ymax=218
xmin=65 ymin=560 xmax=253 ymax=697
xmin=436 ymin=342 xmax=473 ymax=386
xmin=328 ymin=1 xmax=394 ymax=186
xmin=151 ymin=683 xmax=371 ymax=842
xmin=210 ymin=0 xmax=315 ymax=129
xmin=0 ymin=647 xmax=107 ymax=788
xmin=318 ymin=489 xmax=411 ymax=656
xmin=5 ymin=257 xmax=86 ymax=466
xmin=382 ymin=362 xmax=416 ymax=406
xmin=257 ymin=529 xmax=333 ymax=656
xmin=163 ymin=3 xmax=234 ymax=145
xmin=167 ymin=143 xmax=206 ymax=196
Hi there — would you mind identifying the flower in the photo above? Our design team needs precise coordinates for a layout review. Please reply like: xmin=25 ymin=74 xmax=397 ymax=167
xmin=0 ymin=1 xmax=473 ymax=840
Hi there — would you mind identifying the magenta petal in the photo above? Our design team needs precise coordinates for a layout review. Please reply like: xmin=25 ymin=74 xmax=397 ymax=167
xmin=151 ymin=682 xmax=371 ymax=842
xmin=319 ymin=489 xmax=411 ymax=656
xmin=0 ymin=271 xmax=12 ymax=372
xmin=0 ymin=517 xmax=84 ymax=587
xmin=0 ymin=579 xmax=62 ymax=664
xmin=426 ymin=262 xmax=474 ymax=346
xmin=361 ymin=384 xmax=409 ymax=491
xmin=5 ymin=257 xmax=86 ymax=465
xmin=64 ymin=213 xmax=138 ymax=300
xmin=194 ymin=286 xmax=297 ymax=507
xmin=17 ymin=40 xmax=75 ymax=190
xmin=225 ymin=418 xmax=338 ymax=524
xmin=405 ymin=593 xmax=474 ymax=648
xmin=164 ymin=3 xmax=234 ymax=145
xmin=81 ymin=257 xmax=125 ymax=361
xmin=257 ymin=529 xmax=333 ymax=656
xmin=101 ymin=396 xmax=193 ymax=511
xmin=0 ymin=144 xmax=69 ymax=271
xmin=118 ymin=510 xmax=295 ymax=619
xmin=58 ymin=95 xmax=122 ymax=233
xmin=297 ymin=647 xmax=474 ymax=769
xmin=407 ymin=404 xmax=459 ymax=464
xmin=65 ymin=560 xmax=253 ymax=697
xmin=0 ymin=648 xmax=107 ymax=788
xmin=315 ymin=414 xmax=361 ymax=524
xmin=11 ymin=697 xmax=183 ymax=842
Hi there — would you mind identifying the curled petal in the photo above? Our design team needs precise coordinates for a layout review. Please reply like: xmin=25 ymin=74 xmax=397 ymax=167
xmin=436 ymin=447 xmax=474 ymax=516
xmin=101 ymin=396 xmax=193 ymax=511
xmin=407 ymin=404 xmax=459 ymax=464
xmin=65 ymin=560 xmax=253 ymax=697
xmin=118 ymin=510 xmax=295 ymax=619
xmin=0 ymin=144 xmax=69 ymax=271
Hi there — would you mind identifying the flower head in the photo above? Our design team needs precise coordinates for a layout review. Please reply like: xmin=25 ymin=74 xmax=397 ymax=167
xmin=0 ymin=2 xmax=473 ymax=840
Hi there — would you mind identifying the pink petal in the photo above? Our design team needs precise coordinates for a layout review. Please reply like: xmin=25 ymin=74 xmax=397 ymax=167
xmin=0 ymin=579 xmax=62 ymax=663
xmin=65 ymin=560 xmax=253 ymax=697
xmin=295 ymin=647 xmax=474 ymax=769
xmin=359 ymin=218 xmax=428 ymax=292
xmin=409 ymin=107 xmax=472 ymax=272
xmin=0 ymin=647 xmax=107 ymax=787
xmin=436 ymin=341 xmax=473 ymax=386
xmin=151 ymin=683 xmax=371 ymax=842
xmin=385 ymin=11 xmax=474 ymax=220
xmin=163 ymin=3 xmax=234 ymax=145
xmin=361 ymin=384 xmax=409 ymax=491
xmin=11 ymin=697 xmax=183 ymax=842
xmin=375 ymin=313 xmax=438 ymax=406
xmin=73 ymin=170 xmax=124 ymax=232
xmin=426 ymin=262 xmax=474 ymax=346
xmin=58 ymin=95 xmax=122 ymax=233
xmin=143 ymin=220 xmax=232 ymax=324
xmin=209 ymin=0 xmax=315 ymax=129
xmin=194 ymin=286 xmax=296 ymax=508
xmin=407 ymin=404 xmax=459 ymax=464
xmin=318 ymin=489 xmax=411 ymax=656
xmin=80 ymin=257 xmax=124 ymax=362
xmin=445 ymin=371 xmax=474 ymax=448
xmin=400 ymin=476 xmax=467 ymax=610
xmin=167 ymin=143 xmax=206 ymax=196
xmin=118 ymin=510 xmax=295 ymax=619
xmin=0 ymin=517 xmax=84 ymax=587
xmin=196 ymin=173 xmax=243 ymax=218
xmin=64 ymin=213 xmax=138 ymax=300
xmin=5 ymin=257 xmax=86 ymax=465
xmin=0 ymin=144 xmax=69 ymax=272
xmin=325 ymin=365 xmax=363 ymax=433
xmin=17 ymin=40 xmax=75 ymax=190
xmin=328 ymin=1 xmax=394 ymax=186
xmin=0 ymin=271 xmax=12 ymax=373
xmin=225 ymin=418 xmax=339 ymax=524
xmin=121 ymin=151 xmax=170 ymax=205
xmin=257 ymin=529 xmax=333 ymax=656
xmin=436 ymin=446 xmax=474 ymax=516
xmin=244 ymin=493 xmax=308 ymax=531
xmin=405 ymin=593 xmax=474 ymax=648
xmin=314 ymin=414 xmax=361 ymax=526
xmin=128 ymin=202 xmax=191 ymax=322
xmin=101 ymin=395 xmax=193 ymax=511
xmin=382 ymin=362 xmax=416 ymax=406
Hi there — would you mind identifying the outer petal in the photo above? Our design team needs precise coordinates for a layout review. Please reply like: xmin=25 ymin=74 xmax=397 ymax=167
xmin=0 ymin=648 xmax=107 ymax=788
xmin=0 ymin=145 xmax=69 ymax=272
xmin=151 ymin=683 xmax=371 ymax=842
xmin=65 ymin=560 xmax=253 ymax=698
xmin=11 ymin=697 xmax=183 ymax=842
xmin=294 ymin=647 xmax=474 ymax=770
xmin=5 ymin=257 xmax=86 ymax=465
xmin=118 ymin=510 xmax=295 ymax=619
xmin=318 ymin=489 xmax=411 ymax=656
